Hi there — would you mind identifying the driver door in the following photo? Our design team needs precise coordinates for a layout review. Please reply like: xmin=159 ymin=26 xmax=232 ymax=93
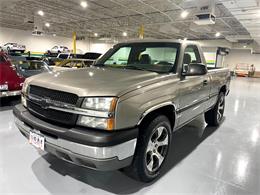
xmin=177 ymin=45 xmax=209 ymax=127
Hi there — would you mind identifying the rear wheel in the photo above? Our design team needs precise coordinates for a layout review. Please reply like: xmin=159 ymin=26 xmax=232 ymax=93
xmin=125 ymin=115 xmax=171 ymax=182
xmin=205 ymin=92 xmax=225 ymax=126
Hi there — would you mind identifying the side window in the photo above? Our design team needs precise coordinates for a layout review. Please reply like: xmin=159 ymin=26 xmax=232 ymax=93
xmin=183 ymin=45 xmax=202 ymax=65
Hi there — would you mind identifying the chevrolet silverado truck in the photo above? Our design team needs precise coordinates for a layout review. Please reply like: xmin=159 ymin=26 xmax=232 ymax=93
xmin=13 ymin=40 xmax=230 ymax=182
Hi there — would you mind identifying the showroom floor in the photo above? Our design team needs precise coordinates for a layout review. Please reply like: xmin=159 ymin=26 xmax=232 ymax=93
xmin=0 ymin=77 xmax=259 ymax=195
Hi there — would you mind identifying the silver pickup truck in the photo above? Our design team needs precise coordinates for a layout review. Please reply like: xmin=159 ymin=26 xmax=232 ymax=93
xmin=14 ymin=40 xmax=230 ymax=182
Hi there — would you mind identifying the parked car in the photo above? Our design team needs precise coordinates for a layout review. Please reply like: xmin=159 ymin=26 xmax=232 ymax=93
xmin=234 ymin=63 xmax=250 ymax=77
xmin=14 ymin=40 xmax=231 ymax=182
xmin=49 ymin=46 xmax=70 ymax=54
xmin=52 ymin=59 xmax=91 ymax=71
xmin=1 ymin=43 xmax=26 ymax=53
xmin=42 ymin=56 xmax=62 ymax=66
xmin=0 ymin=52 xmax=24 ymax=98
xmin=83 ymin=52 xmax=102 ymax=60
xmin=57 ymin=53 xmax=84 ymax=60
xmin=14 ymin=59 xmax=52 ymax=78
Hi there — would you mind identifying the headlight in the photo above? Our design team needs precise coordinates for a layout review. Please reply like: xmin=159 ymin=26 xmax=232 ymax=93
xmin=77 ymin=97 xmax=117 ymax=130
xmin=0 ymin=84 xmax=8 ymax=91
xmin=81 ymin=97 xmax=116 ymax=111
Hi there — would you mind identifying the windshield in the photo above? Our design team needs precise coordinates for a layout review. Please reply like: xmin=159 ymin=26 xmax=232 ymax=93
xmin=96 ymin=43 xmax=180 ymax=73
xmin=16 ymin=61 xmax=50 ymax=71
xmin=58 ymin=54 xmax=69 ymax=59
xmin=84 ymin=52 xmax=102 ymax=60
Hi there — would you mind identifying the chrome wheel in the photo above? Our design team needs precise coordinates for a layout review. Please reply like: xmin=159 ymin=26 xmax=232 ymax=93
xmin=217 ymin=95 xmax=225 ymax=122
xmin=145 ymin=126 xmax=169 ymax=173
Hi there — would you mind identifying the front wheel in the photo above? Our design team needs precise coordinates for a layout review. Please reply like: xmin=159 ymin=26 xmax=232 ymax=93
xmin=205 ymin=92 xmax=225 ymax=126
xmin=125 ymin=115 xmax=171 ymax=182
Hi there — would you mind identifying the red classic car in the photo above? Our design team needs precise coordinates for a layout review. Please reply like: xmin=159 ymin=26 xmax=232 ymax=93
xmin=0 ymin=52 xmax=25 ymax=98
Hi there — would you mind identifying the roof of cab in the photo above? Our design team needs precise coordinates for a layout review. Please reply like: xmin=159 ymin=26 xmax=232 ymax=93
xmin=117 ymin=39 xmax=199 ymax=45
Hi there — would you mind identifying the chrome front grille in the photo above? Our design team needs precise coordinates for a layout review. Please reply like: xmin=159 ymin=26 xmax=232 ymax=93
xmin=27 ymin=85 xmax=79 ymax=126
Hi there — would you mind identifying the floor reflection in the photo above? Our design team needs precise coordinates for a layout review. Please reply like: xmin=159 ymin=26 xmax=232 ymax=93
xmin=31 ymin=115 xmax=220 ymax=194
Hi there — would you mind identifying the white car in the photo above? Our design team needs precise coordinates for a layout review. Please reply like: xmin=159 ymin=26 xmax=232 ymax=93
xmin=50 ymin=46 xmax=70 ymax=53
xmin=2 ymin=43 xmax=26 ymax=53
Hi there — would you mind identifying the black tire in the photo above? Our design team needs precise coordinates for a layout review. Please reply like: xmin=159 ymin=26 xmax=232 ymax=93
xmin=125 ymin=115 xmax=172 ymax=182
xmin=205 ymin=92 xmax=225 ymax=126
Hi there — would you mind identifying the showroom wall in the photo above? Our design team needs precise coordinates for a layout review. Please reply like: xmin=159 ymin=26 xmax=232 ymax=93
xmin=224 ymin=49 xmax=260 ymax=70
xmin=0 ymin=27 xmax=113 ymax=54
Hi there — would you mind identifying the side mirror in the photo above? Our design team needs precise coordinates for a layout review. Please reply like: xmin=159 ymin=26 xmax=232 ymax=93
xmin=182 ymin=63 xmax=207 ymax=76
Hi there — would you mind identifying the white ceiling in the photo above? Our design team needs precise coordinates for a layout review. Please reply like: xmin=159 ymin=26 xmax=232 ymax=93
xmin=220 ymin=0 xmax=260 ymax=46
xmin=0 ymin=0 xmax=255 ymax=43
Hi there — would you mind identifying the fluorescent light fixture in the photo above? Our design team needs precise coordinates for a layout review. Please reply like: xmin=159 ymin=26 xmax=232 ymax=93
xmin=215 ymin=32 xmax=221 ymax=37
xmin=94 ymin=33 xmax=98 ymax=37
xmin=37 ymin=10 xmax=44 ymax=16
xmin=243 ymin=45 xmax=247 ymax=48
xmin=257 ymin=10 xmax=260 ymax=16
xmin=123 ymin=32 xmax=127 ymax=37
xmin=80 ymin=1 xmax=88 ymax=8
xmin=181 ymin=10 xmax=189 ymax=18
xmin=45 ymin=23 xmax=50 ymax=27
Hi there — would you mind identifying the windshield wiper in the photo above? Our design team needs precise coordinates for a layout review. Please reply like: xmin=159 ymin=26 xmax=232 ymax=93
xmin=124 ymin=65 xmax=148 ymax=71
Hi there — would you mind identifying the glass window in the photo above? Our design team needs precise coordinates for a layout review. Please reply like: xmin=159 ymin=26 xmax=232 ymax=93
xmin=99 ymin=43 xmax=179 ymax=73
xmin=58 ymin=54 xmax=69 ymax=59
xmin=0 ymin=55 xmax=6 ymax=63
xmin=183 ymin=45 xmax=202 ymax=65
xmin=104 ymin=47 xmax=131 ymax=66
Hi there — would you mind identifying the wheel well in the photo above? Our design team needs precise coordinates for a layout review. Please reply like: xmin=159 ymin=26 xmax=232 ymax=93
xmin=220 ymin=85 xmax=227 ymax=95
xmin=139 ymin=105 xmax=175 ymax=130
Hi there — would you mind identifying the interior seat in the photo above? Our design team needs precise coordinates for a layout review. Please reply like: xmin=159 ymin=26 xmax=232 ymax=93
xmin=183 ymin=53 xmax=191 ymax=65
xmin=139 ymin=54 xmax=152 ymax=65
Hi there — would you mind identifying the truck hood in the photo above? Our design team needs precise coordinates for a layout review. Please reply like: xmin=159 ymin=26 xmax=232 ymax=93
xmin=28 ymin=67 xmax=161 ymax=97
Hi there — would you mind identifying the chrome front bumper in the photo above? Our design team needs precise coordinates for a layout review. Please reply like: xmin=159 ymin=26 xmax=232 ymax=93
xmin=15 ymin=116 xmax=137 ymax=171
xmin=0 ymin=90 xmax=21 ymax=98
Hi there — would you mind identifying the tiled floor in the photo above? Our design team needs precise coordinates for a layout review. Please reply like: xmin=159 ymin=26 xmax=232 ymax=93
xmin=0 ymin=77 xmax=259 ymax=195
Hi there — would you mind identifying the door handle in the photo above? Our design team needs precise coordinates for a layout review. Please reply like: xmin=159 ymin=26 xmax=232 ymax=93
xmin=203 ymin=80 xmax=208 ymax=85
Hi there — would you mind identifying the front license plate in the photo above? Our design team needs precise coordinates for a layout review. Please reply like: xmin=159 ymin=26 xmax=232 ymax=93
xmin=29 ymin=132 xmax=45 ymax=151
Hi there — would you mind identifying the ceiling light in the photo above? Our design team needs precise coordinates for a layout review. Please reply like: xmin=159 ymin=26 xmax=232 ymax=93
xmin=181 ymin=10 xmax=189 ymax=18
xmin=243 ymin=45 xmax=247 ymax=48
xmin=123 ymin=32 xmax=127 ymax=37
xmin=53 ymin=34 xmax=56 ymax=37
xmin=37 ymin=10 xmax=44 ymax=16
xmin=257 ymin=10 xmax=260 ymax=16
xmin=94 ymin=33 xmax=98 ymax=37
xmin=80 ymin=1 xmax=88 ymax=8
xmin=45 ymin=23 xmax=50 ymax=27
xmin=215 ymin=32 xmax=221 ymax=37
